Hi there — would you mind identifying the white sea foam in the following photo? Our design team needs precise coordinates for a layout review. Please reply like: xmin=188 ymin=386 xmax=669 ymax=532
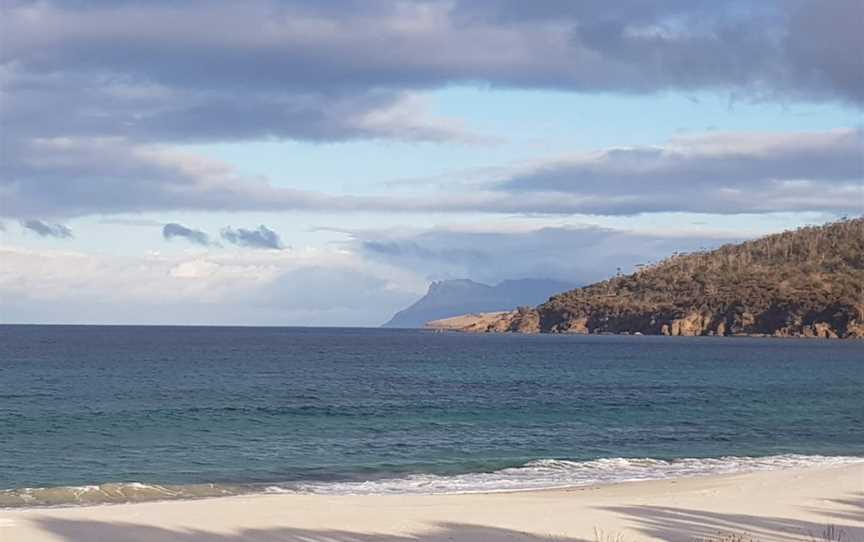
xmin=0 ymin=482 xmax=246 ymax=508
xmin=277 ymin=454 xmax=864 ymax=496
xmin=3 ymin=454 xmax=861 ymax=507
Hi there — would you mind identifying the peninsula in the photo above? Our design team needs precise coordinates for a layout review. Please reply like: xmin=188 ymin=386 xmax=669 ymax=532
xmin=427 ymin=218 xmax=864 ymax=338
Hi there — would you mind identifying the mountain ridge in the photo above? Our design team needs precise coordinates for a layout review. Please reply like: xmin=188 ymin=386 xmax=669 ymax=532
xmin=382 ymin=278 xmax=575 ymax=328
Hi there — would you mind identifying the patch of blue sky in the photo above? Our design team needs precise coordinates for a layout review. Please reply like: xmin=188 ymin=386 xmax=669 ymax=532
xmin=179 ymin=87 xmax=860 ymax=195
xmin=34 ymin=88 xmax=852 ymax=256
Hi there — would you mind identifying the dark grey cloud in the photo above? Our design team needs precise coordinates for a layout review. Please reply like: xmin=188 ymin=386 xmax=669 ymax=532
xmin=2 ymin=80 xmax=471 ymax=144
xmin=4 ymin=0 xmax=861 ymax=108
xmin=451 ymin=0 xmax=738 ymax=25
xmin=1 ymin=0 xmax=860 ymax=155
xmin=162 ymin=223 xmax=212 ymax=246
xmin=1 ymin=129 xmax=860 ymax=219
xmin=504 ymin=131 xmax=863 ymax=193
xmin=494 ymin=129 xmax=864 ymax=215
xmin=21 ymin=219 xmax=73 ymax=238
xmin=784 ymin=0 xmax=864 ymax=107
xmin=0 ymin=137 xmax=346 ymax=218
xmin=221 ymin=225 xmax=283 ymax=249
xmin=2 ymin=0 xmax=862 ymax=220
xmin=352 ymin=225 xmax=741 ymax=286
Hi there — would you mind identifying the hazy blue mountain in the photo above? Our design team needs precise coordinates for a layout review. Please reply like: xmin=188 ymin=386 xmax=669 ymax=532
xmin=382 ymin=278 xmax=575 ymax=328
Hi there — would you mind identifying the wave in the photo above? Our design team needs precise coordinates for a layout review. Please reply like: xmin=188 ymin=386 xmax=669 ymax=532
xmin=0 ymin=482 xmax=250 ymax=508
xmin=3 ymin=454 xmax=861 ymax=508
xmin=281 ymin=454 xmax=864 ymax=495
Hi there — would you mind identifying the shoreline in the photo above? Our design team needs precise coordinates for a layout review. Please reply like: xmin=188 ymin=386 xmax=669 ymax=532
xmin=425 ymin=326 xmax=864 ymax=340
xmin=4 ymin=454 xmax=861 ymax=509
xmin=2 ymin=463 xmax=862 ymax=541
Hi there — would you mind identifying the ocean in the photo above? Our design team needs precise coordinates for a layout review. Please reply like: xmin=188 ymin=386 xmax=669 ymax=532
xmin=1 ymin=325 xmax=862 ymax=507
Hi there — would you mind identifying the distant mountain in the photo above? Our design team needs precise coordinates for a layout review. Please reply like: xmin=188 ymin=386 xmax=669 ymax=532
xmin=382 ymin=278 xmax=575 ymax=328
xmin=429 ymin=218 xmax=864 ymax=339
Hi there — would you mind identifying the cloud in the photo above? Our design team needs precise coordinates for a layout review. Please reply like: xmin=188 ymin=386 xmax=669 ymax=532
xmin=494 ymin=129 xmax=864 ymax=215
xmin=2 ymin=79 xmax=477 ymax=145
xmin=2 ymin=0 xmax=860 ymax=158
xmin=351 ymin=223 xmax=743 ymax=285
xmin=257 ymin=267 xmax=401 ymax=312
xmin=0 ymin=137 xmax=334 ymax=218
xmin=504 ymin=130 xmax=863 ymax=191
xmin=4 ymin=0 xmax=862 ymax=110
xmin=99 ymin=218 xmax=164 ymax=227
xmin=2 ymin=129 xmax=860 ymax=220
xmin=0 ymin=222 xmax=746 ymax=326
xmin=20 ymin=219 xmax=73 ymax=238
xmin=783 ymin=0 xmax=864 ymax=106
xmin=221 ymin=225 xmax=283 ymax=249
xmin=362 ymin=240 xmax=488 ymax=267
xmin=2 ymin=1 xmax=861 ymax=222
xmin=0 ymin=246 xmax=423 ymax=326
xmin=162 ymin=223 xmax=213 ymax=246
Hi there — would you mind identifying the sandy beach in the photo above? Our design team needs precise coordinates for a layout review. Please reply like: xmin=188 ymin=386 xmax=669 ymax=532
xmin=1 ymin=463 xmax=861 ymax=542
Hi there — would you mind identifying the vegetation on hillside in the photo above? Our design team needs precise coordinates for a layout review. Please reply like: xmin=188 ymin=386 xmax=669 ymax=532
xmin=445 ymin=217 xmax=864 ymax=338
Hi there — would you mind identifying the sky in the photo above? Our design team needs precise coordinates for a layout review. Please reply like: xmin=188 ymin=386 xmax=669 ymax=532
xmin=1 ymin=0 xmax=862 ymax=326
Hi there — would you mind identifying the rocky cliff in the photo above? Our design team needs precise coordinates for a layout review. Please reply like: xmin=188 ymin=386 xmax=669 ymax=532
xmin=427 ymin=218 xmax=864 ymax=339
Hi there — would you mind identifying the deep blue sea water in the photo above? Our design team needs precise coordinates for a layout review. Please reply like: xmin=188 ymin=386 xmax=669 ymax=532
xmin=1 ymin=325 xmax=862 ymax=506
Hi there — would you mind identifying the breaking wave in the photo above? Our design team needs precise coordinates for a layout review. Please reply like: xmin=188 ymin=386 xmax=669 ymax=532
xmin=283 ymin=454 xmax=864 ymax=495
xmin=0 ymin=482 xmax=250 ymax=508
xmin=3 ymin=454 xmax=861 ymax=508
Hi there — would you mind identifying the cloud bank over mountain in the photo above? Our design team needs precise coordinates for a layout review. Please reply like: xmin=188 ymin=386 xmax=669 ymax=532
xmin=352 ymin=224 xmax=742 ymax=286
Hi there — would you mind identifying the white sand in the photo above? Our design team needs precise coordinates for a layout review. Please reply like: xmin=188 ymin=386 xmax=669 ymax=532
xmin=1 ymin=463 xmax=862 ymax=542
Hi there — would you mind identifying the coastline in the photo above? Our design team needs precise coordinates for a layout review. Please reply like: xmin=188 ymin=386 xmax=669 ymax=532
xmin=424 ymin=325 xmax=864 ymax=340
xmin=2 ymin=463 xmax=862 ymax=541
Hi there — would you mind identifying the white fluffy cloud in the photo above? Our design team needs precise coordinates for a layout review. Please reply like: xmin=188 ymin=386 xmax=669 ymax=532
xmin=0 ymin=219 xmax=752 ymax=325
xmin=0 ymin=246 xmax=424 ymax=325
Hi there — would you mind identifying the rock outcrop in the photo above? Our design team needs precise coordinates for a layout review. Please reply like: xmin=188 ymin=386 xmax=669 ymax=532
xmin=427 ymin=218 xmax=864 ymax=339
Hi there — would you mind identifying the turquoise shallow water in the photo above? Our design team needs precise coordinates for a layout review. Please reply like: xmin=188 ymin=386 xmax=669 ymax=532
xmin=1 ymin=325 xmax=862 ymax=506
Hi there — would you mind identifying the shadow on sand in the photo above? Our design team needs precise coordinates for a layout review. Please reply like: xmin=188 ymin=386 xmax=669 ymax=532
xmin=603 ymin=497 xmax=864 ymax=542
xmin=812 ymin=492 xmax=864 ymax=525
xmin=30 ymin=493 xmax=864 ymax=542
xmin=31 ymin=519 xmax=590 ymax=542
